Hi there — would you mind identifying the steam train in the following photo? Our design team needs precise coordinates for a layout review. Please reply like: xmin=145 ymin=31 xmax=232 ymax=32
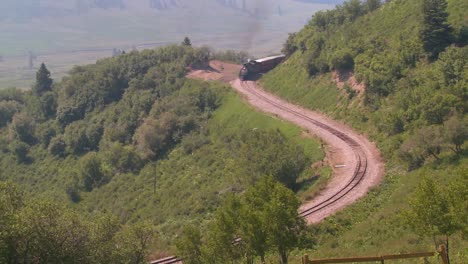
xmin=239 ymin=54 xmax=286 ymax=80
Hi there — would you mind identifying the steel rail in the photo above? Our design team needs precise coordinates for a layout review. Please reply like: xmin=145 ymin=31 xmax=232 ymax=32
xmin=239 ymin=81 xmax=369 ymax=218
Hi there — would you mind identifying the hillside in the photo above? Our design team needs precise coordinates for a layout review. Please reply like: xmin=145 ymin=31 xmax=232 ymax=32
xmin=0 ymin=45 xmax=328 ymax=261
xmin=260 ymin=0 xmax=467 ymax=262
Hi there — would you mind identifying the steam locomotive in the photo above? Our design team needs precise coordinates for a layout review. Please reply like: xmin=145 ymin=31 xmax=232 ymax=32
xmin=239 ymin=54 xmax=286 ymax=81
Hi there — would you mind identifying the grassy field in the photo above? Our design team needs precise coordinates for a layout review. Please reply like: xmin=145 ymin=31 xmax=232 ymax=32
xmin=0 ymin=0 xmax=339 ymax=89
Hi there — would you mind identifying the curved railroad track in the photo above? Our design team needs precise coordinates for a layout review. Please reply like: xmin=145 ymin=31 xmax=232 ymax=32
xmin=150 ymin=78 xmax=383 ymax=264
xmin=238 ymin=81 xmax=369 ymax=218
xmin=236 ymin=80 xmax=382 ymax=223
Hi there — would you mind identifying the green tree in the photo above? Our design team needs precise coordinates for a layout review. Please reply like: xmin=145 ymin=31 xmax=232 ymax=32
xmin=113 ymin=221 xmax=155 ymax=264
xmin=365 ymin=0 xmax=381 ymax=12
xmin=442 ymin=115 xmax=467 ymax=154
xmin=399 ymin=126 xmax=444 ymax=170
xmin=175 ymin=226 xmax=204 ymax=264
xmin=420 ymin=0 xmax=452 ymax=59
xmin=48 ymin=135 xmax=66 ymax=157
xmin=64 ymin=121 xmax=90 ymax=154
xmin=282 ymin=33 xmax=297 ymax=56
xmin=33 ymin=63 xmax=53 ymax=96
xmin=0 ymin=181 xmax=23 ymax=264
xmin=403 ymin=178 xmax=464 ymax=264
xmin=0 ymin=101 xmax=21 ymax=128
xmin=78 ymin=152 xmax=105 ymax=192
xmin=8 ymin=112 xmax=35 ymax=144
xmin=243 ymin=177 xmax=306 ymax=264
xmin=182 ymin=37 xmax=192 ymax=47
xmin=9 ymin=140 xmax=30 ymax=163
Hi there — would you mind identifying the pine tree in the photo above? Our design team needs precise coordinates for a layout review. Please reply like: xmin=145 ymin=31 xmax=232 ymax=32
xmin=33 ymin=63 xmax=53 ymax=96
xmin=182 ymin=36 xmax=192 ymax=47
xmin=420 ymin=0 xmax=452 ymax=59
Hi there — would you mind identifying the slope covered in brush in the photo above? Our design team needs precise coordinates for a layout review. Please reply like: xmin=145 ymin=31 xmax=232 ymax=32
xmin=260 ymin=0 xmax=467 ymax=261
xmin=0 ymin=44 xmax=325 ymax=259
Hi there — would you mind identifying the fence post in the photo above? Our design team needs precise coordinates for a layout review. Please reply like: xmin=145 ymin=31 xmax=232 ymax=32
xmin=302 ymin=254 xmax=309 ymax=264
xmin=438 ymin=245 xmax=449 ymax=264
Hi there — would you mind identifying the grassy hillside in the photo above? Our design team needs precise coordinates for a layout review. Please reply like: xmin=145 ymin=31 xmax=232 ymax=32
xmin=0 ymin=45 xmax=326 ymax=257
xmin=260 ymin=0 xmax=467 ymax=262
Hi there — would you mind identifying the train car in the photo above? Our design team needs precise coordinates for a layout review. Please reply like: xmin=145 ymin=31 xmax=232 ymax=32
xmin=239 ymin=54 xmax=286 ymax=80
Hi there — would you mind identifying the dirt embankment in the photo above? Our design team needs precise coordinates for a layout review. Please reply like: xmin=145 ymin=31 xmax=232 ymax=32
xmin=186 ymin=60 xmax=242 ymax=83
xmin=332 ymin=70 xmax=366 ymax=94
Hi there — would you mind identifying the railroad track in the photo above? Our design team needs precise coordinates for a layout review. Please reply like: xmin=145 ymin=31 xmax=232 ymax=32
xmin=150 ymin=80 xmax=370 ymax=264
xmin=150 ymin=255 xmax=181 ymax=264
xmin=239 ymin=81 xmax=369 ymax=218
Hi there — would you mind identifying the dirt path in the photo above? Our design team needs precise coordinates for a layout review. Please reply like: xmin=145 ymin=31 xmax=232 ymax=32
xmin=230 ymin=79 xmax=384 ymax=223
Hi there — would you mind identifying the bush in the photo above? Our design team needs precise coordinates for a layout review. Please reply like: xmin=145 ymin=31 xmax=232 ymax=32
xmin=78 ymin=152 xmax=105 ymax=192
xmin=329 ymin=49 xmax=354 ymax=71
xmin=8 ymin=112 xmax=35 ymax=144
xmin=9 ymin=140 xmax=30 ymax=163
xmin=0 ymin=100 xmax=21 ymax=127
xmin=64 ymin=121 xmax=89 ymax=154
xmin=35 ymin=121 xmax=57 ymax=147
xmin=48 ymin=135 xmax=66 ymax=157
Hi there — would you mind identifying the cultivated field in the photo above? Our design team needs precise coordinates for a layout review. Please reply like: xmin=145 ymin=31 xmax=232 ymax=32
xmin=0 ymin=0 xmax=339 ymax=89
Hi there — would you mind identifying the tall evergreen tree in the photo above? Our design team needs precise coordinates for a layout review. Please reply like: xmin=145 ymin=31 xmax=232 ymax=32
xmin=182 ymin=37 xmax=192 ymax=47
xmin=33 ymin=63 xmax=53 ymax=96
xmin=420 ymin=0 xmax=452 ymax=59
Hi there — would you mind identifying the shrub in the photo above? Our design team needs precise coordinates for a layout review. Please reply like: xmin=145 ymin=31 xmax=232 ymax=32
xmin=48 ymin=135 xmax=66 ymax=157
xmin=9 ymin=140 xmax=30 ymax=163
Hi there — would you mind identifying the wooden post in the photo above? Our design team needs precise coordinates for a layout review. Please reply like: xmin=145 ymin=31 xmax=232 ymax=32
xmin=438 ymin=245 xmax=449 ymax=264
xmin=302 ymin=254 xmax=309 ymax=264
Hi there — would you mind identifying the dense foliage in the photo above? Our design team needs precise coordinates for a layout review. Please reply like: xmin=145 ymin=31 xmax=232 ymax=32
xmin=0 ymin=181 xmax=154 ymax=264
xmin=176 ymin=177 xmax=309 ymax=264
xmin=0 ymin=44 xmax=322 ymax=258
xmin=262 ymin=0 xmax=467 ymax=261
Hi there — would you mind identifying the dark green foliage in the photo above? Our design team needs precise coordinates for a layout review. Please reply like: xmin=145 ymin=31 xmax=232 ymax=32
xmin=8 ymin=140 xmax=29 ymax=163
xmin=364 ymin=0 xmax=381 ymax=12
xmin=329 ymin=48 xmax=354 ymax=71
xmin=8 ymin=112 xmax=35 ymax=144
xmin=0 ymin=44 xmax=320 ymax=258
xmin=39 ymin=91 xmax=57 ymax=118
xmin=35 ymin=122 xmax=56 ymax=147
xmin=177 ymin=177 xmax=307 ymax=264
xmin=0 ymin=181 xmax=155 ymax=264
xmin=64 ymin=121 xmax=90 ymax=154
xmin=55 ymin=45 xmax=195 ymax=126
xmin=175 ymin=226 xmax=204 ymax=264
xmin=442 ymin=115 xmax=467 ymax=153
xmin=102 ymin=143 xmax=143 ymax=173
xmin=48 ymin=135 xmax=66 ymax=157
xmin=282 ymin=33 xmax=298 ymax=57
xmin=259 ymin=0 xmax=467 ymax=260
xmin=78 ymin=152 xmax=105 ymax=192
xmin=33 ymin=63 xmax=53 ymax=96
xmin=182 ymin=36 xmax=192 ymax=46
xmin=421 ymin=0 xmax=453 ymax=59
xmin=211 ymin=49 xmax=250 ymax=64
xmin=0 ymin=88 xmax=24 ymax=103
xmin=237 ymin=129 xmax=309 ymax=188
xmin=403 ymin=175 xmax=467 ymax=259
xmin=399 ymin=126 xmax=445 ymax=169
xmin=0 ymin=101 xmax=21 ymax=127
